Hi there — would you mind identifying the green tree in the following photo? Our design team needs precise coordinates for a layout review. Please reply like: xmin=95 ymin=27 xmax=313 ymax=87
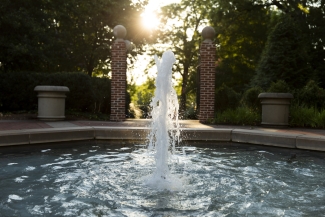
xmin=209 ymin=0 xmax=275 ymax=92
xmin=0 ymin=0 xmax=53 ymax=71
xmin=0 ymin=0 xmax=147 ymax=76
xmin=151 ymin=0 xmax=211 ymax=115
xmin=251 ymin=15 xmax=313 ymax=89
xmin=130 ymin=78 xmax=155 ymax=118
xmin=250 ymin=0 xmax=325 ymax=89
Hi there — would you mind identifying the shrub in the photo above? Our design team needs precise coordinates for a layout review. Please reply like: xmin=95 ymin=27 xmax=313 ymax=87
xmin=215 ymin=107 xmax=260 ymax=125
xmin=295 ymin=80 xmax=325 ymax=110
xmin=289 ymin=105 xmax=316 ymax=127
xmin=289 ymin=105 xmax=325 ymax=128
xmin=267 ymin=80 xmax=291 ymax=93
xmin=38 ymin=72 xmax=94 ymax=112
xmin=91 ymin=77 xmax=111 ymax=113
xmin=215 ymin=84 xmax=240 ymax=112
xmin=0 ymin=71 xmax=111 ymax=114
xmin=241 ymin=86 xmax=264 ymax=111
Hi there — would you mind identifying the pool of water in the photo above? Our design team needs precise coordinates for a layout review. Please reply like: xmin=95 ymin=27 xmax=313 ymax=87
xmin=1 ymin=142 xmax=325 ymax=216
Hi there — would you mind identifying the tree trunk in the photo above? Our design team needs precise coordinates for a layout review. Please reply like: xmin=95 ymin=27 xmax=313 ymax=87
xmin=86 ymin=56 xmax=94 ymax=77
xmin=180 ymin=67 xmax=189 ymax=117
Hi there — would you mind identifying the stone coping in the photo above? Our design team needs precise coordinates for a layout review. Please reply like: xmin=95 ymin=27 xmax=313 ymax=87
xmin=34 ymin=85 xmax=70 ymax=92
xmin=258 ymin=92 xmax=294 ymax=99
xmin=0 ymin=127 xmax=324 ymax=152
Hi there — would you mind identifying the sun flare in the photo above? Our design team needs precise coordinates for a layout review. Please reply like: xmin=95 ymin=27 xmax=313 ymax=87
xmin=141 ymin=10 xmax=159 ymax=29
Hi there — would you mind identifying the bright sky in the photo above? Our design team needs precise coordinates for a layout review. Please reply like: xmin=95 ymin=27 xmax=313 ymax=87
xmin=128 ymin=0 xmax=181 ymax=85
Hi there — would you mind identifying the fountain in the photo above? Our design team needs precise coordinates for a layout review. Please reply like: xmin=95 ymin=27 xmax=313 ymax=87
xmin=144 ymin=50 xmax=183 ymax=191
xmin=1 ymin=52 xmax=325 ymax=216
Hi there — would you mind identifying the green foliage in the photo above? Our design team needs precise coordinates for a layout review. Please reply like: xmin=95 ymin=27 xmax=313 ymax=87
xmin=129 ymin=78 xmax=155 ymax=118
xmin=0 ymin=71 xmax=111 ymax=113
xmin=289 ymin=105 xmax=323 ymax=128
xmin=0 ymin=0 xmax=146 ymax=76
xmin=252 ymin=15 xmax=313 ymax=89
xmin=210 ymin=0 xmax=274 ymax=92
xmin=241 ymin=86 xmax=264 ymax=111
xmin=295 ymin=80 xmax=325 ymax=110
xmin=151 ymin=0 xmax=208 ymax=113
xmin=91 ymin=77 xmax=111 ymax=113
xmin=267 ymin=80 xmax=291 ymax=93
xmin=215 ymin=84 xmax=240 ymax=112
xmin=215 ymin=107 xmax=260 ymax=125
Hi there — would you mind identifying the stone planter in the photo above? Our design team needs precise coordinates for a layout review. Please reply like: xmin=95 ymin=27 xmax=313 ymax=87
xmin=258 ymin=93 xmax=293 ymax=127
xmin=34 ymin=86 xmax=70 ymax=121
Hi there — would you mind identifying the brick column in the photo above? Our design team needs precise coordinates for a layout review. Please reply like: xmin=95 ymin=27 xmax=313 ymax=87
xmin=111 ymin=25 xmax=127 ymax=121
xmin=199 ymin=26 xmax=216 ymax=123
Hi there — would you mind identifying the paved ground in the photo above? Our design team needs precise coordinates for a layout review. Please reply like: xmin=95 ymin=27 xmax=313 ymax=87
xmin=1 ymin=119 xmax=325 ymax=138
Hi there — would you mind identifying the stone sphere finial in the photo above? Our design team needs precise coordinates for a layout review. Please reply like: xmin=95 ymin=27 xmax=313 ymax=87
xmin=201 ymin=26 xmax=216 ymax=42
xmin=113 ymin=25 xmax=127 ymax=40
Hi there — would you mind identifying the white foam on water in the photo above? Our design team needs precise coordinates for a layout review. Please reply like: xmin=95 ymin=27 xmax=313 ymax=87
xmin=7 ymin=162 xmax=18 ymax=165
xmin=145 ymin=50 xmax=183 ymax=191
xmin=14 ymin=177 xmax=25 ymax=183
xmin=25 ymin=166 xmax=36 ymax=171
xmin=8 ymin=194 xmax=23 ymax=201
xmin=41 ymin=149 xmax=51 ymax=152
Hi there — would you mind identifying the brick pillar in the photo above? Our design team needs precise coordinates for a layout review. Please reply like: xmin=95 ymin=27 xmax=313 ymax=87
xmin=199 ymin=26 xmax=216 ymax=123
xmin=111 ymin=25 xmax=127 ymax=121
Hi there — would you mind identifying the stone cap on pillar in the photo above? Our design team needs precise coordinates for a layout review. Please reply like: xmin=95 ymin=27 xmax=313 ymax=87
xmin=113 ymin=25 xmax=133 ymax=52
xmin=201 ymin=26 xmax=216 ymax=42
xmin=34 ymin=86 xmax=70 ymax=92
xmin=113 ymin=25 xmax=127 ymax=41
xmin=258 ymin=93 xmax=294 ymax=99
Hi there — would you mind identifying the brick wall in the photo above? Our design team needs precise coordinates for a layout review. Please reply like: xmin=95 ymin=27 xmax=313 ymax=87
xmin=110 ymin=40 xmax=127 ymax=121
xmin=199 ymin=41 xmax=216 ymax=122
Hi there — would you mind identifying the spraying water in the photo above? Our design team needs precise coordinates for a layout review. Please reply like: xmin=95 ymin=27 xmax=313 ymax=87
xmin=145 ymin=50 xmax=183 ymax=191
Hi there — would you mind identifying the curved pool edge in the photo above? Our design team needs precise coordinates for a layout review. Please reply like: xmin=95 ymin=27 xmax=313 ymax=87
xmin=0 ymin=126 xmax=324 ymax=152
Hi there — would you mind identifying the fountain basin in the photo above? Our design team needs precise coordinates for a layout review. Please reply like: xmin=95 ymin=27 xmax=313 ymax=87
xmin=1 ymin=142 xmax=325 ymax=216
xmin=1 ymin=127 xmax=325 ymax=151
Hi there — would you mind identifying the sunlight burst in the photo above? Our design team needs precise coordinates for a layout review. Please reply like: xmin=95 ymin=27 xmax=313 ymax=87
xmin=141 ymin=10 xmax=159 ymax=29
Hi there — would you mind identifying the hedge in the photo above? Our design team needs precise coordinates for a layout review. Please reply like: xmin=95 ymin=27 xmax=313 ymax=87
xmin=0 ymin=71 xmax=111 ymax=113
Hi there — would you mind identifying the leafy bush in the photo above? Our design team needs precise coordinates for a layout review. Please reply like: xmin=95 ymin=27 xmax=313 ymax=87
xmin=241 ymin=86 xmax=264 ymax=111
xmin=267 ymin=80 xmax=291 ymax=93
xmin=289 ymin=105 xmax=325 ymax=128
xmin=215 ymin=84 xmax=240 ymax=112
xmin=295 ymin=80 xmax=325 ymax=110
xmin=289 ymin=105 xmax=316 ymax=127
xmin=214 ymin=107 xmax=260 ymax=125
xmin=38 ymin=72 xmax=94 ymax=112
xmin=91 ymin=77 xmax=111 ymax=113
xmin=0 ymin=71 xmax=111 ymax=113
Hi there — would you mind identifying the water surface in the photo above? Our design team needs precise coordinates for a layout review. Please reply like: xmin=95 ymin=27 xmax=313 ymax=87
xmin=0 ymin=142 xmax=325 ymax=216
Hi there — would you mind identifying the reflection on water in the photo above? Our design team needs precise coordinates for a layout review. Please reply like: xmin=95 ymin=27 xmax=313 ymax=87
xmin=0 ymin=143 xmax=325 ymax=216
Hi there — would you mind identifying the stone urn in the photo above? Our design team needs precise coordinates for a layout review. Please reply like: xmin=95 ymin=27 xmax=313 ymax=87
xmin=34 ymin=86 xmax=70 ymax=121
xmin=258 ymin=93 xmax=293 ymax=127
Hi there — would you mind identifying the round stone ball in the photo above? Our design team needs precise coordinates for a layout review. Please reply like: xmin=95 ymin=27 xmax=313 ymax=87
xmin=113 ymin=25 xmax=127 ymax=39
xmin=201 ymin=26 xmax=216 ymax=41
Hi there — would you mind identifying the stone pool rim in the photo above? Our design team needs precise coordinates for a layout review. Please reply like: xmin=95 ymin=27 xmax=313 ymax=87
xmin=0 ymin=123 xmax=325 ymax=152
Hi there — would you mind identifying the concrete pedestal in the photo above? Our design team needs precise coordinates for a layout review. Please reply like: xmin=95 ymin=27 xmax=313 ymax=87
xmin=258 ymin=93 xmax=293 ymax=127
xmin=34 ymin=86 xmax=69 ymax=121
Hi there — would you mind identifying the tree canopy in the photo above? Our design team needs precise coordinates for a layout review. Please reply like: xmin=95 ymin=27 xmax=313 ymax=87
xmin=252 ymin=15 xmax=313 ymax=89
xmin=0 ymin=0 xmax=147 ymax=76
xmin=150 ymin=0 xmax=212 ymax=115
xmin=209 ymin=0 xmax=325 ymax=91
